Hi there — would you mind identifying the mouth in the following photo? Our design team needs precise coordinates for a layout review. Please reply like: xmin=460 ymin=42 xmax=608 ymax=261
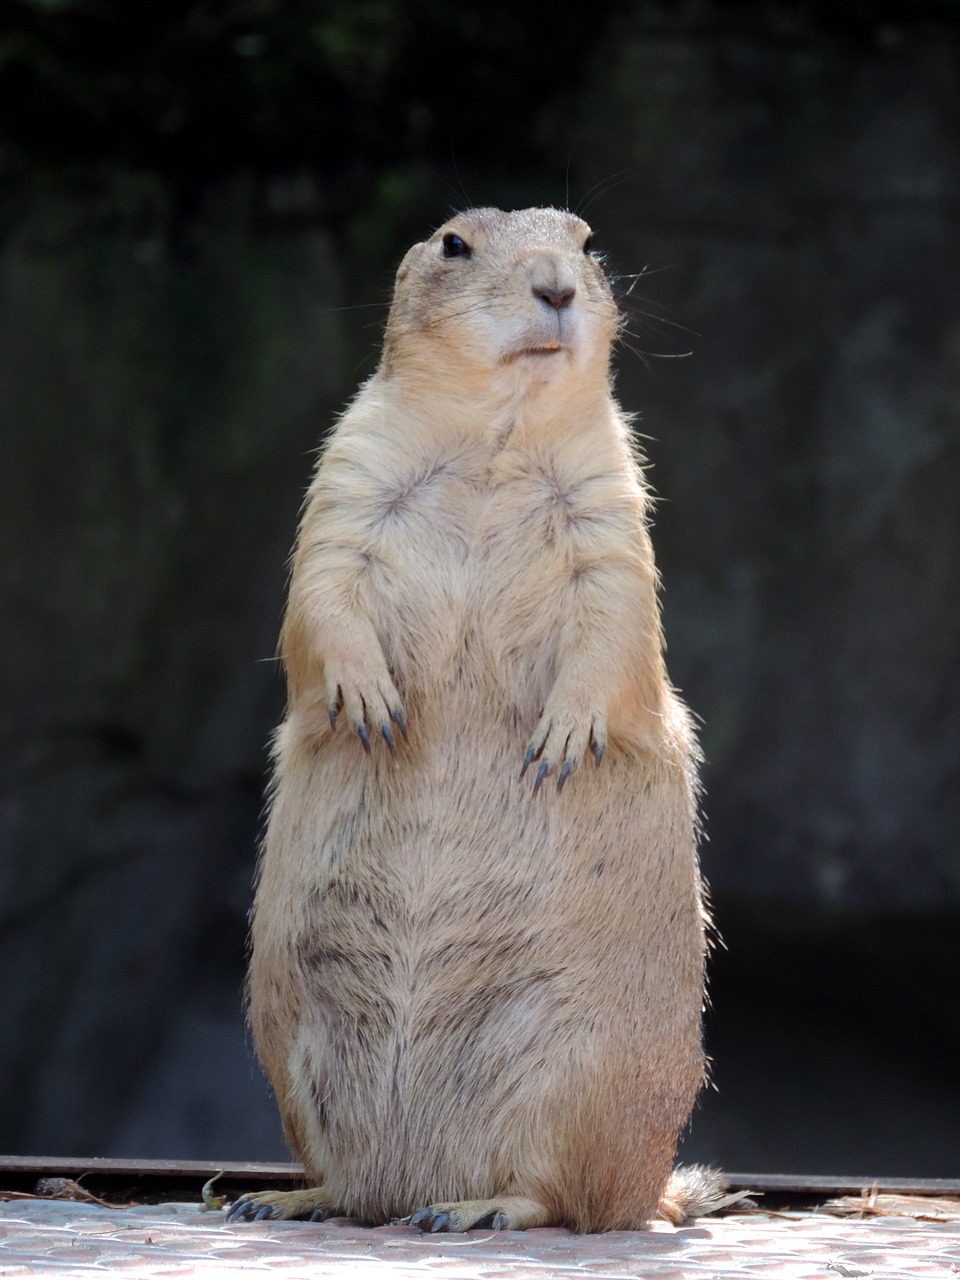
xmin=503 ymin=343 xmax=566 ymax=362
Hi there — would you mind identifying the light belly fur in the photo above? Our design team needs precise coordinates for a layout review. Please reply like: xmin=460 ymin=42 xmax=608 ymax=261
xmin=250 ymin=685 xmax=704 ymax=1221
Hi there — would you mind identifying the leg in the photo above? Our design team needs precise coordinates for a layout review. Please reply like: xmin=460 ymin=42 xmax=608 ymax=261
xmin=226 ymin=1186 xmax=339 ymax=1223
xmin=410 ymin=1195 xmax=551 ymax=1232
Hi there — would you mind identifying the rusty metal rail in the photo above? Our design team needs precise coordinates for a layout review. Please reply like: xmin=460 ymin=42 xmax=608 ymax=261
xmin=1 ymin=1154 xmax=958 ymax=1207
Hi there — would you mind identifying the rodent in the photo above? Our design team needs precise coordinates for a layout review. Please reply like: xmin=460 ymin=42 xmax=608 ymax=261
xmin=228 ymin=207 xmax=717 ymax=1232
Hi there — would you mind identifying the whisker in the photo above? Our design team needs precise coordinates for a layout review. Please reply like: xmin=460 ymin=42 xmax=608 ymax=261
xmin=618 ymin=307 xmax=699 ymax=337
xmin=618 ymin=336 xmax=652 ymax=370
xmin=575 ymin=165 xmax=642 ymax=220
xmin=450 ymin=149 xmax=473 ymax=210
xmin=421 ymin=298 xmax=503 ymax=329
xmin=616 ymin=292 xmax=674 ymax=315
xmin=420 ymin=164 xmax=471 ymax=215
xmin=319 ymin=301 xmax=391 ymax=314
xmin=618 ymin=328 xmax=694 ymax=363
xmin=563 ymin=145 xmax=579 ymax=212
xmin=613 ymin=262 xmax=681 ymax=281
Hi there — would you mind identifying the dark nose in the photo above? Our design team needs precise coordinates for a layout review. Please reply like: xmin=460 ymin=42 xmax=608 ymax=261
xmin=533 ymin=284 xmax=575 ymax=311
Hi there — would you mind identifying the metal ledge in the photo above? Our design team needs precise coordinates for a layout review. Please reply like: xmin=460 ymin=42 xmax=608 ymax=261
xmin=2 ymin=1155 xmax=958 ymax=1206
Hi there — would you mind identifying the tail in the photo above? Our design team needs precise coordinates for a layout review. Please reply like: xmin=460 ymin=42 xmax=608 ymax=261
xmin=658 ymin=1165 xmax=739 ymax=1224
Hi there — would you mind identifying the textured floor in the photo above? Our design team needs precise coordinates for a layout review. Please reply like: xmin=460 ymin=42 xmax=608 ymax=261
xmin=1 ymin=1199 xmax=958 ymax=1278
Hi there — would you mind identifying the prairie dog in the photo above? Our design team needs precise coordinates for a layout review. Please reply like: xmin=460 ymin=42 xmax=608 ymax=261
xmin=230 ymin=208 xmax=712 ymax=1232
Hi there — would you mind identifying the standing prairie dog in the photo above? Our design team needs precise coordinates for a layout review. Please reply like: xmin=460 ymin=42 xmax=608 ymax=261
xmin=229 ymin=207 xmax=715 ymax=1233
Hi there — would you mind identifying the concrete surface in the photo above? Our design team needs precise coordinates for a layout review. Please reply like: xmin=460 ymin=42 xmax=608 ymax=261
xmin=1 ymin=1198 xmax=958 ymax=1278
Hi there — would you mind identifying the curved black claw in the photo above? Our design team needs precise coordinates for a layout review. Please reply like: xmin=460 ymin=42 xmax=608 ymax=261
xmin=226 ymin=1197 xmax=275 ymax=1223
xmin=410 ymin=1206 xmax=453 ymax=1232
xmin=591 ymin=737 xmax=605 ymax=767
xmin=380 ymin=722 xmax=396 ymax=756
xmin=532 ymin=760 xmax=549 ymax=796
xmin=519 ymin=746 xmax=536 ymax=779
xmin=307 ymin=1206 xmax=329 ymax=1222
xmin=356 ymin=722 xmax=371 ymax=754
xmin=557 ymin=761 xmax=573 ymax=792
xmin=391 ymin=707 xmax=409 ymax=742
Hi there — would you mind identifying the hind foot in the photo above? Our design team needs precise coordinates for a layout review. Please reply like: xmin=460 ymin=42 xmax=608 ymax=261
xmin=226 ymin=1186 xmax=337 ymax=1223
xmin=410 ymin=1195 xmax=551 ymax=1232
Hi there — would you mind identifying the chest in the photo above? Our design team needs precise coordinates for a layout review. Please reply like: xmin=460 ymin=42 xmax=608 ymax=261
xmin=351 ymin=441 xmax=629 ymax=689
xmin=359 ymin=445 xmax=592 ymax=597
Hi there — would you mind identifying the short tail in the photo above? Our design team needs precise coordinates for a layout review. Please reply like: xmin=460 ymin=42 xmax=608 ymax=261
xmin=658 ymin=1165 xmax=739 ymax=1224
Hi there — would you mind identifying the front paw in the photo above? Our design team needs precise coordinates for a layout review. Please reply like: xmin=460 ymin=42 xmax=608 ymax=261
xmin=520 ymin=702 xmax=607 ymax=795
xmin=325 ymin=662 xmax=407 ymax=756
xmin=409 ymin=1194 xmax=550 ymax=1232
xmin=226 ymin=1187 xmax=335 ymax=1223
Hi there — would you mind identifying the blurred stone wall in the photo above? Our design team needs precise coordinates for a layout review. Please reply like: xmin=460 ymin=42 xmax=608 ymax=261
xmin=0 ymin=181 xmax=350 ymax=1159
xmin=1 ymin=5 xmax=957 ymax=1173
xmin=572 ymin=14 xmax=960 ymax=1172
xmin=579 ymin=15 xmax=960 ymax=912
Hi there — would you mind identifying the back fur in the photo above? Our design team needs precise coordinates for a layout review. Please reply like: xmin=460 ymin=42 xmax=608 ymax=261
xmin=242 ymin=207 xmax=709 ymax=1232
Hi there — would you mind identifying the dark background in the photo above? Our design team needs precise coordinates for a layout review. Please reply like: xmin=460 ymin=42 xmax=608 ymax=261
xmin=2 ymin=0 xmax=958 ymax=1176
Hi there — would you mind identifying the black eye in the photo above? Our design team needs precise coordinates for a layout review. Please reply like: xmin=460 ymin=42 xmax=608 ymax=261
xmin=442 ymin=232 xmax=471 ymax=258
xmin=583 ymin=234 xmax=595 ymax=255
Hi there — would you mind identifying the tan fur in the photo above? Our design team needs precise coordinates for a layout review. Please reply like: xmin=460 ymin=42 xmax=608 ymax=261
xmin=234 ymin=208 xmax=709 ymax=1232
